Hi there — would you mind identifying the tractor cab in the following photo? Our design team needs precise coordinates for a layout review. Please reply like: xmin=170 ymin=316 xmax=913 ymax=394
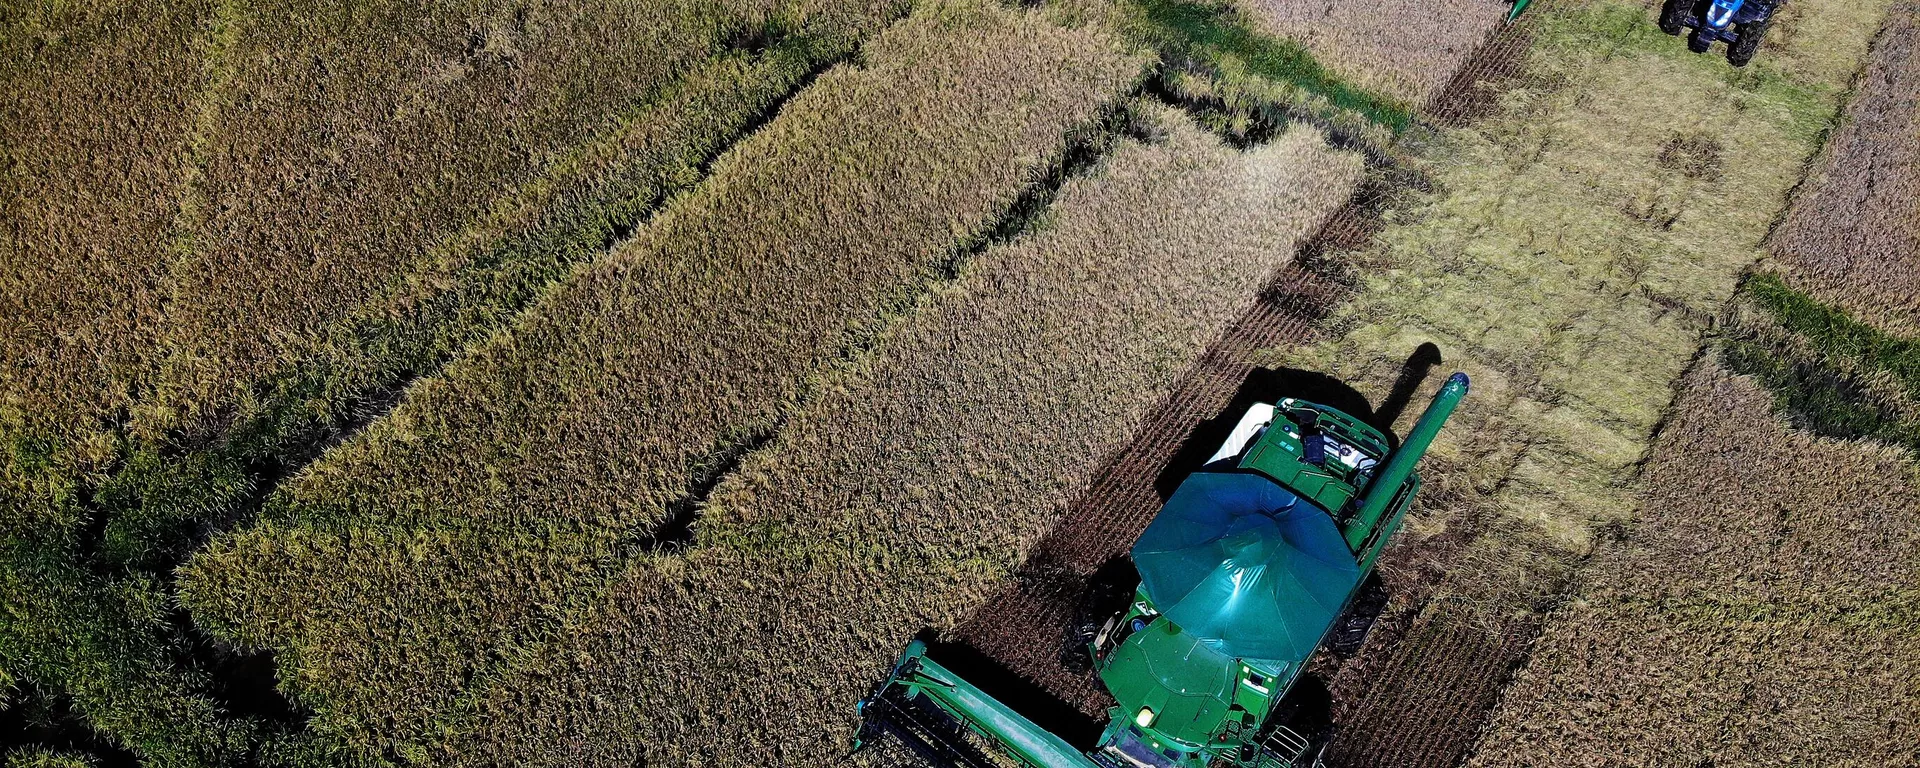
xmin=1659 ymin=0 xmax=1783 ymax=66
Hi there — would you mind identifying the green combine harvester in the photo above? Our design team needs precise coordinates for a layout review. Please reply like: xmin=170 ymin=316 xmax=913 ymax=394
xmin=854 ymin=372 xmax=1470 ymax=768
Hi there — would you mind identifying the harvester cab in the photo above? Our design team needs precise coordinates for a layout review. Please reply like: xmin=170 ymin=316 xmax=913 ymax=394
xmin=855 ymin=373 xmax=1472 ymax=768
xmin=1659 ymin=0 xmax=1783 ymax=66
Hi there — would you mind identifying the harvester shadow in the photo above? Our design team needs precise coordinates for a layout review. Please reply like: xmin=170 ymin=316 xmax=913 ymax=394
xmin=1371 ymin=342 xmax=1444 ymax=436
xmin=920 ymin=632 xmax=1107 ymax=749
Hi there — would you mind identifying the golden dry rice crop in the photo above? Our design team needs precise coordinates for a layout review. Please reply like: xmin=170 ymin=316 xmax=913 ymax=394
xmin=1467 ymin=361 xmax=1920 ymax=768
xmin=1770 ymin=1 xmax=1920 ymax=335
xmin=435 ymin=105 xmax=1362 ymax=766
xmin=1240 ymin=0 xmax=1511 ymax=108
xmin=0 ymin=0 xmax=216 ymax=491
xmin=146 ymin=0 xmax=899 ymax=440
xmin=179 ymin=3 xmax=1147 ymax=756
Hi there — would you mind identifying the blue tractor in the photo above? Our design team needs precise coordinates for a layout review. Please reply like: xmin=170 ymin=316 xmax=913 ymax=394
xmin=1660 ymin=0 xmax=1783 ymax=66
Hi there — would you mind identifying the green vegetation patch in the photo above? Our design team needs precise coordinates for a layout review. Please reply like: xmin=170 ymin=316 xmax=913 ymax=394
xmin=1120 ymin=0 xmax=1412 ymax=138
xmin=1722 ymin=270 xmax=1920 ymax=451
xmin=1745 ymin=271 xmax=1920 ymax=398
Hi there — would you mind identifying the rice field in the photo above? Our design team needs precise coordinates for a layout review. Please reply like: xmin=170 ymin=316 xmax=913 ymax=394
xmin=1467 ymin=362 xmax=1920 ymax=767
xmin=147 ymin=0 xmax=900 ymax=443
xmin=179 ymin=3 xmax=1148 ymax=757
xmin=0 ymin=0 xmax=215 ymax=493
xmin=1240 ymin=0 xmax=1512 ymax=109
xmin=4 ymin=0 xmax=1913 ymax=761
xmin=1239 ymin=0 xmax=1894 ymax=762
xmin=430 ymin=104 xmax=1361 ymax=766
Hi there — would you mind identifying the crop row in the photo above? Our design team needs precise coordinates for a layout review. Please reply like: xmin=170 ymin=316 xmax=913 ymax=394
xmin=1466 ymin=362 xmax=1920 ymax=767
xmin=1770 ymin=1 xmax=1920 ymax=335
xmin=147 ymin=0 xmax=899 ymax=444
xmin=426 ymin=105 xmax=1363 ymax=766
xmin=179 ymin=2 xmax=1149 ymax=758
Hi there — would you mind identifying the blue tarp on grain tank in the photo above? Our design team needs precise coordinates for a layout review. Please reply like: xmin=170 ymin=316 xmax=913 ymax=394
xmin=1132 ymin=471 xmax=1360 ymax=662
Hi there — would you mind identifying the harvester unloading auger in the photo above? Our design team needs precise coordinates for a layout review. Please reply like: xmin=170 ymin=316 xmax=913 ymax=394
xmin=854 ymin=372 xmax=1470 ymax=768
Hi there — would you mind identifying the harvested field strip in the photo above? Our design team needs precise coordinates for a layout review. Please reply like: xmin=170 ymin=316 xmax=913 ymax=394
xmin=1770 ymin=1 xmax=1920 ymax=335
xmin=431 ymin=106 xmax=1363 ymax=766
xmin=1467 ymin=362 xmax=1920 ymax=768
xmin=179 ymin=3 xmax=1147 ymax=756
xmin=1307 ymin=0 xmax=1891 ymax=757
xmin=977 ymin=0 xmax=1894 ymax=764
xmin=1241 ymin=0 xmax=1510 ymax=111
xmin=1118 ymin=0 xmax=1412 ymax=141
xmin=1424 ymin=19 xmax=1534 ymax=127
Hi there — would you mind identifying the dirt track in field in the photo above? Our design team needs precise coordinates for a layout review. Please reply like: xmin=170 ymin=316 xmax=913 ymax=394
xmin=1423 ymin=20 xmax=1534 ymax=127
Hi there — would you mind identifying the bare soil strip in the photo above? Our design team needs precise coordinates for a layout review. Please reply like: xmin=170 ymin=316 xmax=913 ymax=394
xmin=1423 ymin=20 xmax=1535 ymax=127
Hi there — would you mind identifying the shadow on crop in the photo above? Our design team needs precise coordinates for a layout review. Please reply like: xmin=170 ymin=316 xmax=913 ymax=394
xmin=918 ymin=633 xmax=1106 ymax=749
xmin=0 ymin=681 xmax=140 ymax=768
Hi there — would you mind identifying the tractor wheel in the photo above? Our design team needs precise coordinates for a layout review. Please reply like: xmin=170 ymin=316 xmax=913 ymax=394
xmin=1728 ymin=16 xmax=1772 ymax=66
xmin=1658 ymin=0 xmax=1688 ymax=35
xmin=1688 ymin=29 xmax=1713 ymax=53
